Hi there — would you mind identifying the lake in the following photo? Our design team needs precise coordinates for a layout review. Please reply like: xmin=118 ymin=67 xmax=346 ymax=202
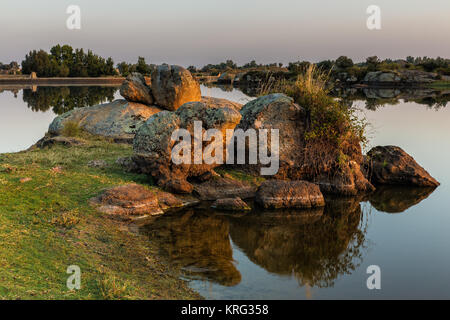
xmin=1 ymin=84 xmax=449 ymax=299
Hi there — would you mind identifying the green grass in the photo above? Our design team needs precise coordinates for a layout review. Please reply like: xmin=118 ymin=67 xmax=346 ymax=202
xmin=0 ymin=135 xmax=200 ymax=300
xmin=427 ymin=80 xmax=450 ymax=88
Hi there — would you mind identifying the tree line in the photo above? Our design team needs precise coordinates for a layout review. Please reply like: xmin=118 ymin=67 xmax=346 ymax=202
xmin=191 ymin=56 xmax=450 ymax=77
xmin=21 ymin=45 xmax=116 ymax=77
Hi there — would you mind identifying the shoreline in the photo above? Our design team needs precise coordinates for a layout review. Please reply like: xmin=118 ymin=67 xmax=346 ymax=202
xmin=0 ymin=134 xmax=201 ymax=299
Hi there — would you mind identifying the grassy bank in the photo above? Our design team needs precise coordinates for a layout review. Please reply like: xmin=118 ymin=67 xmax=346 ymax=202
xmin=0 ymin=135 xmax=200 ymax=300
xmin=427 ymin=80 xmax=450 ymax=89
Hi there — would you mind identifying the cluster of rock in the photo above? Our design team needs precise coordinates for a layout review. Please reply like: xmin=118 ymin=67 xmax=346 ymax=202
xmin=362 ymin=70 xmax=441 ymax=85
xmin=49 ymin=65 xmax=202 ymax=142
xmin=336 ymin=70 xmax=450 ymax=86
xmin=43 ymin=65 xmax=440 ymax=217
xmin=120 ymin=65 xmax=202 ymax=111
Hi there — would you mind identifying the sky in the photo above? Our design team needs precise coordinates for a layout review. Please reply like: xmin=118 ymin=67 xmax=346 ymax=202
xmin=0 ymin=0 xmax=449 ymax=67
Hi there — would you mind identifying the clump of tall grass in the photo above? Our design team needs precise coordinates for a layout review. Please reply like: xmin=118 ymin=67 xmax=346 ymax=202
xmin=259 ymin=65 xmax=368 ymax=176
xmin=61 ymin=121 xmax=81 ymax=137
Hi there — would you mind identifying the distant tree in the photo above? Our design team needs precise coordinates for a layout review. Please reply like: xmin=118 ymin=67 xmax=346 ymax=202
xmin=117 ymin=62 xmax=131 ymax=76
xmin=187 ymin=65 xmax=197 ymax=73
xmin=136 ymin=56 xmax=152 ymax=75
xmin=316 ymin=60 xmax=334 ymax=72
xmin=225 ymin=60 xmax=237 ymax=69
xmin=21 ymin=44 xmax=116 ymax=77
xmin=366 ymin=56 xmax=381 ymax=71
xmin=288 ymin=61 xmax=311 ymax=74
xmin=335 ymin=56 xmax=354 ymax=69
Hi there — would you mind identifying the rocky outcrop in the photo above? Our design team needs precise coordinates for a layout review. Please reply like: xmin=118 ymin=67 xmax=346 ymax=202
xmin=89 ymin=184 xmax=184 ymax=220
xmin=150 ymin=65 xmax=201 ymax=111
xmin=366 ymin=146 xmax=439 ymax=187
xmin=234 ymin=93 xmax=373 ymax=196
xmin=49 ymin=99 xmax=162 ymax=142
xmin=211 ymin=197 xmax=251 ymax=211
xmin=133 ymin=98 xmax=242 ymax=193
xmin=363 ymin=70 xmax=438 ymax=85
xmin=120 ymin=73 xmax=154 ymax=105
xmin=193 ymin=177 xmax=257 ymax=200
xmin=316 ymin=160 xmax=376 ymax=196
xmin=255 ymin=180 xmax=325 ymax=209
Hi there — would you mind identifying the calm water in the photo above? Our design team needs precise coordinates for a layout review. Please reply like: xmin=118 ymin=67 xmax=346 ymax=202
xmin=1 ymin=84 xmax=449 ymax=299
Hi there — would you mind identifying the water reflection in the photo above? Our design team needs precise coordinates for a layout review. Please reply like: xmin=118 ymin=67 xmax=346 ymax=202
xmin=142 ymin=197 xmax=370 ymax=289
xmin=334 ymin=87 xmax=450 ymax=110
xmin=368 ymin=186 xmax=436 ymax=214
xmin=231 ymin=198 xmax=367 ymax=288
xmin=143 ymin=210 xmax=241 ymax=286
xmin=0 ymin=86 xmax=118 ymax=115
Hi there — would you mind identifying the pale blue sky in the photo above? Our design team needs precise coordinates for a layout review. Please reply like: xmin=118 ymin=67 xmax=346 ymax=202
xmin=1 ymin=0 xmax=449 ymax=66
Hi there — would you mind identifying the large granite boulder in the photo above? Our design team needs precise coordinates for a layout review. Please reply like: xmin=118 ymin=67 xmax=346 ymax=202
xmin=235 ymin=94 xmax=305 ymax=178
xmin=255 ymin=180 xmax=325 ymax=209
xmin=133 ymin=97 xmax=242 ymax=193
xmin=150 ymin=65 xmax=201 ymax=111
xmin=49 ymin=99 xmax=163 ymax=142
xmin=120 ymin=73 xmax=154 ymax=105
xmin=366 ymin=146 xmax=439 ymax=187
xmin=234 ymin=93 xmax=373 ymax=195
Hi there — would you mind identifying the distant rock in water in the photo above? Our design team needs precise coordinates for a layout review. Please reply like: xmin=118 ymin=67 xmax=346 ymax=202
xmin=217 ymin=72 xmax=236 ymax=84
xmin=120 ymin=73 xmax=154 ymax=105
xmin=363 ymin=70 xmax=438 ymax=85
xmin=150 ymin=65 xmax=202 ymax=111
xmin=49 ymin=99 xmax=162 ymax=143
xmin=366 ymin=145 xmax=440 ymax=187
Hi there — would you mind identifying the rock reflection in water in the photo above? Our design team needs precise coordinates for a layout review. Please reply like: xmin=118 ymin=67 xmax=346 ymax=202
xmin=143 ymin=209 xmax=241 ymax=286
xmin=230 ymin=197 xmax=367 ymax=288
xmin=143 ymin=197 xmax=370 ymax=289
xmin=369 ymin=185 xmax=437 ymax=214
